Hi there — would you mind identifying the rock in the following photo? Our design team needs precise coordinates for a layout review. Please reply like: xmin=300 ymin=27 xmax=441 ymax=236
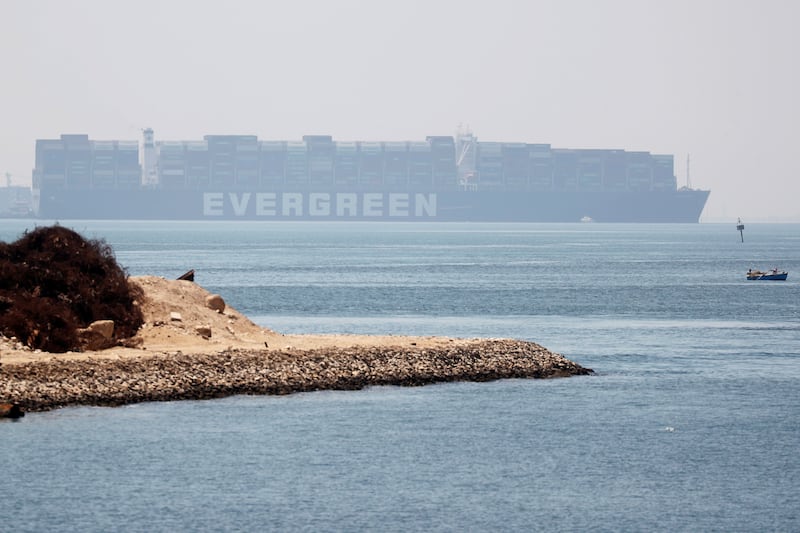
xmin=77 ymin=320 xmax=116 ymax=351
xmin=77 ymin=329 xmax=111 ymax=350
xmin=170 ymin=312 xmax=182 ymax=322
xmin=88 ymin=320 xmax=115 ymax=339
xmin=195 ymin=326 xmax=212 ymax=339
xmin=0 ymin=403 xmax=24 ymax=419
xmin=120 ymin=336 xmax=144 ymax=348
xmin=205 ymin=294 xmax=226 ymax=313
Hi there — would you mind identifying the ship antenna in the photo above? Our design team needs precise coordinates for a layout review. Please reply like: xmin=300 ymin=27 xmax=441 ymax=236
xmin=686 ymin=154 xmax=692 ymax=189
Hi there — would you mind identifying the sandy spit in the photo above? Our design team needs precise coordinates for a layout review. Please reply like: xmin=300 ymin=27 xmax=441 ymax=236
xmin=0 ymin=276 xmax=592 ymax=412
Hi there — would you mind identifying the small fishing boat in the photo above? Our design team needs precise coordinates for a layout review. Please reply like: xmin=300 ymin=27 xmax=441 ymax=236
xmin=746 ymin=268 xmax=788 ymax=281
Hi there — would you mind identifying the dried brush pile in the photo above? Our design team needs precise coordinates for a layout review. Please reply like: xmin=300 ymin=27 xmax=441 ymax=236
xmin=0 ymin=225 xmax=143 ymax=352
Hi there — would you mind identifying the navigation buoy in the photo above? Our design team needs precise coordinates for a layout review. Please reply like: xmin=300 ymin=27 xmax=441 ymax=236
xmin=736 ymin=218 xmax=744 ymax=242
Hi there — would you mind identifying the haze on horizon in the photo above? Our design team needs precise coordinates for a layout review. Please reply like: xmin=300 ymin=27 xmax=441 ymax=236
xmin=2 ymin=0 xmax=798 ymax=222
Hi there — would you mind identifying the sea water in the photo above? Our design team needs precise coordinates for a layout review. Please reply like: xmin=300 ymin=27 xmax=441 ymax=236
xmin=1 ymin=221 xmax=798 ymax=532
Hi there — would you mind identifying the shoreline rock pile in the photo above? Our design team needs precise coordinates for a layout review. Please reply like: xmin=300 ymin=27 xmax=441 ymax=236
xmin=1 ymin=339 xmax=592 ymax=412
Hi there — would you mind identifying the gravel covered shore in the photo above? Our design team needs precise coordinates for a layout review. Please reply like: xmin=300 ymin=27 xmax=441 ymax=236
xmin=1 ymin=339 xmax=592 ymax=412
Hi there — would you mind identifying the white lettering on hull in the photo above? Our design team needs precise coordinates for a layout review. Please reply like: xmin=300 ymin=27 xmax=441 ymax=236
xmin=282 ymin=193 xmax=303 ymax=216
xmin=337 ymin=193 xmax=357 ymax=216
xmin=203 ymin=192 xmax=224 ymax=216
xmin=388 ymin=193 xmax=409 ymax=216
xmin=201 ymin=192 xmax=437 ymax=218
xmin=229 ymin=192 xmax=250 ymax=216
xmin=309 ymin=193 xmax=329 ymax=216
xmin=256 ymin=193 xmax=276 ymax=215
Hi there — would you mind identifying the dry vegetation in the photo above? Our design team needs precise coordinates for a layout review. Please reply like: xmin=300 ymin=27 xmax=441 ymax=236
xmin=0 ymin=225 xmax=143 ymax=352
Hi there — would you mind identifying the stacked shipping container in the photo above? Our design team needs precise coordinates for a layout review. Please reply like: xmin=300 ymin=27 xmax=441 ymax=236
xmin=34 ymin=133 xmax=676 ymax=194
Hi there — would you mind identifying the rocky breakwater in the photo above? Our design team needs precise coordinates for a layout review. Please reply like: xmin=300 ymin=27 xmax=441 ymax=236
xmin=0 ymin=339 xmax=592 ymax=412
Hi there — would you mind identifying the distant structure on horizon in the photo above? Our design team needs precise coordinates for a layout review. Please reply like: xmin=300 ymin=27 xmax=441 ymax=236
xmin=30 ymin=129 xmax=709 ymax=222
xmin=1 ymin=172 xmax=33 ymax=217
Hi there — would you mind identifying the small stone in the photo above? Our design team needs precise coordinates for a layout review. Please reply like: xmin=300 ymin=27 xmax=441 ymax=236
xmin=195 ymin=326 xmax=212 ymax=339
xmin=77 ymin=319 xmax=116 ymax=350
xmin=88 ymin=320 xmax=114 ymax=339
xmin=120 ymin=336 xmax=144 ymax=348
xmin=205 ymin=294 xmax=226 ymax=313
xmin=170 ymin=312 xmax=182 ymax=322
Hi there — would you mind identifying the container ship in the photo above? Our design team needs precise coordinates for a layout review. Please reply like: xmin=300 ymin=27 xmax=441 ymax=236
xmin=32 ymin=129 xmax=709 ymax=222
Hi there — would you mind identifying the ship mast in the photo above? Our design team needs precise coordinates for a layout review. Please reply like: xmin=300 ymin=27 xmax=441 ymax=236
xmin=455 ymin=125 xmax=477 ymax=191
xmin=686 ymin=154 xmax=692 ymax=190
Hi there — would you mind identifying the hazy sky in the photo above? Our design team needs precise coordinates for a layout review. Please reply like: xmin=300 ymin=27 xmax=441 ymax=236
xmin=2 ymin=0 xmax=798 ymax=221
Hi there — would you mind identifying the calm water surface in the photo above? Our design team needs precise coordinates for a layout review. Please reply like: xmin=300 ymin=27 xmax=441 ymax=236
xmin=1 ymin=220 xmax=799 ymax=532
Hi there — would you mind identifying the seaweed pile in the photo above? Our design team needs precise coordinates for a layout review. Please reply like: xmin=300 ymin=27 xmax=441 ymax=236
xmin=0 ymin=226 xmax=143 ymax=352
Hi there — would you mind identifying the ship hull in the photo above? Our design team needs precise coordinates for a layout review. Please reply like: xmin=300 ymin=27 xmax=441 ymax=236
xmin=35 ymin=188 xmax=709 ymax=223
